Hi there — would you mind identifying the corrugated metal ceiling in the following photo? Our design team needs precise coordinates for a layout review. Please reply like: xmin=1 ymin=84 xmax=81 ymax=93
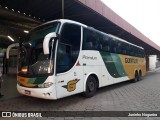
xmin=0 ymin=0 xmax=159 ymax=55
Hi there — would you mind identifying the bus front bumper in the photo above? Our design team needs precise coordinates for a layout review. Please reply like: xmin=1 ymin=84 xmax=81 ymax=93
xmin=17 ymin=84 xmax=57 ymax=100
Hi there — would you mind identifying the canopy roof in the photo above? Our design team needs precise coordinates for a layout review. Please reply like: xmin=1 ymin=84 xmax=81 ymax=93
xmin=0 ymin=0 xmax=159 ymax=55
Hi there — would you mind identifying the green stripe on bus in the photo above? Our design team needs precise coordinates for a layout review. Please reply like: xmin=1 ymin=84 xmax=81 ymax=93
xmin=28 ymin=78 xmax=36 ymax=84
xmin=34 ymin=77 xmax=47 ymax=84
xmin=28 ymin=77 xmax=47 ymax=84
xmin=111 ymin=53 xmax=127 ymax=77
xmin=100 ymin=51 xmax=121 ymax=78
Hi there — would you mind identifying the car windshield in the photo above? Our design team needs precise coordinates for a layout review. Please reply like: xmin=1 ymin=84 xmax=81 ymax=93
xmin=18 ymin=22 xmax=60 ymax=76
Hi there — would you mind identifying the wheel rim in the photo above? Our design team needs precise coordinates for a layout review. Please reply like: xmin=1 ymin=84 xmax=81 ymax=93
xmin=88 ymin=81 xmax=95 ymax=92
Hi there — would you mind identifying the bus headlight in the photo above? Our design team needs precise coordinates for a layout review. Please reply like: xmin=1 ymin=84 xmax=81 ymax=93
xmin=38 ymin=82 xmax=53 ymax=88
xmin=20 ymin=66 xmax=28 ymax=74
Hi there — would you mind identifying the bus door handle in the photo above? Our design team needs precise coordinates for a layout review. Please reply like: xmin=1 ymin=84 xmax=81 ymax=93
xmin=83 ymin=63 xmax=86 ymax=66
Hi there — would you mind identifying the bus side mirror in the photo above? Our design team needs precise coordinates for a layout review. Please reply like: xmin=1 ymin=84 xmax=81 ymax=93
xmin=43 ymin=32 xmax=57 ymax=55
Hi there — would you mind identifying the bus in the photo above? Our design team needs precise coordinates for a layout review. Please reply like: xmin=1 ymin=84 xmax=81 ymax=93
xmin=17 ymin=19 xmax=146 ymax=99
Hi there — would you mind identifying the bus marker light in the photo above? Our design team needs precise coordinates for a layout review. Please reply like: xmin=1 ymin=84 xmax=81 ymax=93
xmin=21 ymin=68 xmax=28 ymax=73
xmin=76 ymin=61 xmax=80 ymax=66
xmin=58 ymin=80 xmax=64 ymax=83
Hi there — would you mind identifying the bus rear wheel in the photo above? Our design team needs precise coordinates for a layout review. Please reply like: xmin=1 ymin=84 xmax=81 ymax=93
xmin=133 ymin=71 xmax=139 ymax=82
xmin=138 ymin=71 xmax=142 ymax=80
xmin=83 ymin=76 xmax=97 ymax=98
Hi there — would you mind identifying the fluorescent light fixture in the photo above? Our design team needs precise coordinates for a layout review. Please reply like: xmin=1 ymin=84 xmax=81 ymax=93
xmin=8 ymin=36 xmax=14 ymax=42
xmin=24 ymin=30 xmax=29 ymax=33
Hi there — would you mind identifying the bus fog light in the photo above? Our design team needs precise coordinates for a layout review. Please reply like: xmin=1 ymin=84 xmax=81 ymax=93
xmin=38 ymin=82 xmax=53 ymax=88
xmin=43 ymin=92 xmax=52 ymax=96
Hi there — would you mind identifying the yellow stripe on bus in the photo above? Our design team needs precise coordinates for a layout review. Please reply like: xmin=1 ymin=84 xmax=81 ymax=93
xmin=17 ymin=76 xmax=37 ymax=87
xmin=119 ymin=55 xmax=146 ymax=79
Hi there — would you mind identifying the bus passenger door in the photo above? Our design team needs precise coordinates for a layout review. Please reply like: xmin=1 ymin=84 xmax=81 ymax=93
xmin=55 ymin=23 xmax=83 ymax=99
xmin=55 ymin=44 xmax=84 ymax=99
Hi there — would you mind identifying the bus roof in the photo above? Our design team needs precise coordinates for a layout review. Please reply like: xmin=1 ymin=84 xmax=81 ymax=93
xmin=29 ymin=19 xmax=87 ymax=33
xmin=39 ymin=19 xmax=87 ymax=28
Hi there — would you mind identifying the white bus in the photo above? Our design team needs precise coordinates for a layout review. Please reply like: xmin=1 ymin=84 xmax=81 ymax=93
xmin=17 ymin=19 xmax=146 ymax=99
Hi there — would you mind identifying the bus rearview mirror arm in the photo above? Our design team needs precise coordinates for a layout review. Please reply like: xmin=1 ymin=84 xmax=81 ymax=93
xmin=43 ymin=32 xmax=58 ymax=55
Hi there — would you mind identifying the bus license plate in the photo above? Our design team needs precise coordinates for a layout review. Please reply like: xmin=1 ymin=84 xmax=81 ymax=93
xmin=25 ymin=90 xmax=31 ymax=95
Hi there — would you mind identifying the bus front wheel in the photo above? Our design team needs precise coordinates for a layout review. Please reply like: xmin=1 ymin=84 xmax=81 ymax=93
xmin=83 ymin=76 xmax=97 ymax=98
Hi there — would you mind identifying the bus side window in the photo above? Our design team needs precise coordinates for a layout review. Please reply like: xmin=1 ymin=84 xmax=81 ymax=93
xmin=133 ymin=47 xmax=138 ymax=57
xmin=94 ymin=33 xmax=102 ymax=50
xmin=117 ymin=42 xmax=121 ymax=54
xmin=57 ymin=23 xmax=81 ymax=73
xmin=126 ymin=45 xmax=129 ymax=55
xmin=101 ymin=35 xmax=110 ymax=52
xmin=56 ymin=43 xmax=71 ymax=72
xmin=83 ymin=28 xmax=94 ymax=50
xmin=141 ymin=51 xmax=143 ymax=58
xmin=111 ymin=39 xmax=117 ymax=53
xmin=141 ymin=50 xmax=145 ymax=58
xmin=126 ymin=45 xmax=131 ymax=55
xmin=103 ymin=43 xmax=110 ymax=52
xmin=86 ymin=34 xmax=94 ymax=50
xmin=113 ymin=47 xmax=117 ymax=53
xmin=137 ymin=49 xmax=141 ymax=57
xmin=121 ymin=43 xmax=127 ymax=55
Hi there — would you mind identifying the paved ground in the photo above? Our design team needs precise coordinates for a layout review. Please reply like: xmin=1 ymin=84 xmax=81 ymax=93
xmin=0 ymin=69 xmax=160 ymax=120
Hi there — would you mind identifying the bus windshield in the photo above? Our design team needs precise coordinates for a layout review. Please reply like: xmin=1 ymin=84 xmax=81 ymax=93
xmin=18 ymin=22 xmax=60 ymax=76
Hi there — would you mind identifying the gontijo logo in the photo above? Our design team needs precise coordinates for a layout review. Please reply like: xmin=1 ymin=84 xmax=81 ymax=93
xmin=62 ymin=79 xmax=80 ymax=92
xmin=125 ymin=58 xmax=138 ymax=63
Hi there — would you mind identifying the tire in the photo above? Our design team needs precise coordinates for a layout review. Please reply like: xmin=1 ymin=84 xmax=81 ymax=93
xmin=83 ymin=76 xmax=97 ymax=98
xmin=133 ymin=71 xmax=139 ymax=82
xmin=138 ymin=71 xmax=142 ymax=81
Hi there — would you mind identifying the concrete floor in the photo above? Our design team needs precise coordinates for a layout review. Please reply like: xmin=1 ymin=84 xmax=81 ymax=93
xmin=0 ymin=69 xmax=160 ymax=120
